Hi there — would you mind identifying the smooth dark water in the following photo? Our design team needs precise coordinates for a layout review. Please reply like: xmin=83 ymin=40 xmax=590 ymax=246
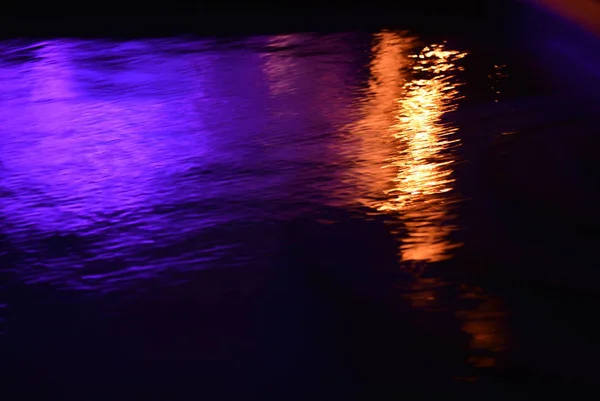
xmin=1 ymin=28 xmax=600 ymax=400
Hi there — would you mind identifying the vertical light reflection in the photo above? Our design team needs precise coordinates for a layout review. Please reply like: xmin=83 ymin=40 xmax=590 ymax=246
xmin=349 ymin=32 xmax=508 ymax=368
xmin=355 ymin=32 xmax=467 ymax=263
xmin=380 ymin=43 xmax=466 ymax=262
xmin=341 ymin=32 xmax=416 ymax=205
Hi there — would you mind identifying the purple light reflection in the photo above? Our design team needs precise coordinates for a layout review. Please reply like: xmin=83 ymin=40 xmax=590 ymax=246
xmin=0 ymin=36 xmax=366 ymax=291
xmin=2 ymin=40 xmax=214 ymax=234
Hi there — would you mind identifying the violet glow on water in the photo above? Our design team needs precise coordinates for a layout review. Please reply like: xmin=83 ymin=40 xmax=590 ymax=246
xmin=0 ymin=37 xmax=367 ymax=289
xmin=1 ymin=33 xmax=512 ymax=374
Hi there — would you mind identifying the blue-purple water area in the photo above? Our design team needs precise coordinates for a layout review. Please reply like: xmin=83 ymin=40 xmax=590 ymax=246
xmin=2 ymin=13 xmax=600 ymax=399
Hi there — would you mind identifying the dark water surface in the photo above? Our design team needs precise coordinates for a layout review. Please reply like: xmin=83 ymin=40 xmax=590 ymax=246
xmin=2 ymin=29 xmax=600 ymax=400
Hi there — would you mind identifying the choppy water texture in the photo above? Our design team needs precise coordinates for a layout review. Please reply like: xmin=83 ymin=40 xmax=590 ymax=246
xmin=2 ymin=30 xmax=600 ymax=400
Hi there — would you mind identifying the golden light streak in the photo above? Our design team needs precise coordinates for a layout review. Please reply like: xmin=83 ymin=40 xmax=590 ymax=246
xmin=377 ymin=40 xmax=466 ymax=262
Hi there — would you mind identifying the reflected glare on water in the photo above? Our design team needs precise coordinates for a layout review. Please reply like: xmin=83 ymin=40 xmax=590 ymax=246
xmin=345 ymin=31 xmax=508 ymax=368
xmin=380 ymin=42 xmax=466 ymax=262
xmin=1 ymin=32 xmax=510 ymax=382
xmin=344 ymin=33 xmax=466 ymax=262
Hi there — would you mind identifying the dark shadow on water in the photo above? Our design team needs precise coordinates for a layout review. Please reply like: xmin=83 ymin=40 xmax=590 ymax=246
xmin=6 ymin=203 xmax=600 ymax=399
xmin=4 ymin=208 xmax=495 ymax=401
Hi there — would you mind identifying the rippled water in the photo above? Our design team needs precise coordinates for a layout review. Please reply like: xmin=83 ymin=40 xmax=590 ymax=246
xmin=1 ymin=34 xmax=473 ymax=285
xmin=2 ymin=30 xmax=599 ymax=399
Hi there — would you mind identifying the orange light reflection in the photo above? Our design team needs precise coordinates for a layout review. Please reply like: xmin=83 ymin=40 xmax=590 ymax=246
xmin=349 ymin=32 xmax=509 ymax=370
xmin=377 ymin=40 xmax=466 ymax=262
